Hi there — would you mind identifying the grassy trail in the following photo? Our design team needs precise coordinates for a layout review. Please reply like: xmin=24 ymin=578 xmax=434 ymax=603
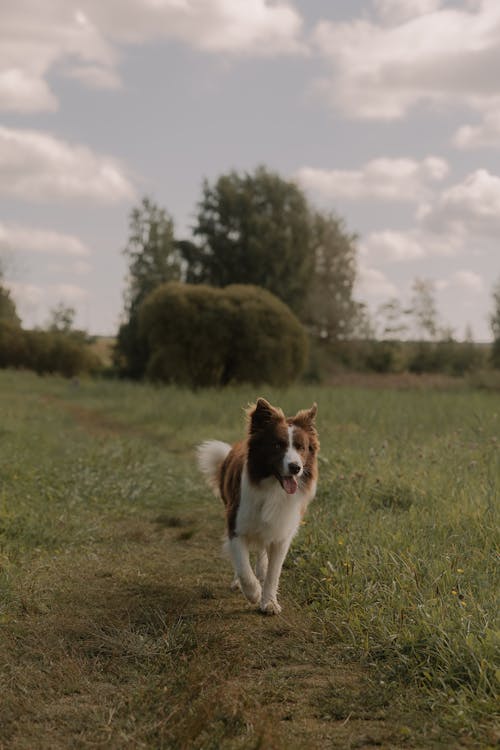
xmin=0 ymin=373 xmax=497 ymax=748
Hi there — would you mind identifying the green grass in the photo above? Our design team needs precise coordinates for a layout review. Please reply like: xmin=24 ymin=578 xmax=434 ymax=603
xmin=0 ymin=370 xmax=498 ymax=748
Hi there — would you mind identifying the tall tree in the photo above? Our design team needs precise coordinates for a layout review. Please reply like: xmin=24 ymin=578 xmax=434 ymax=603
xmin=409 ymin=277 xmax=439 ymax=340
xmin=123 ymin=197 xmax=181 ymax=313
xmin=377 ymin=298 xmax=410 ymax=340
xmin=116 ymin=197 xmax=181 ymax=377
xmin=186 ymin=167 xmax=313 ymax=314
xmin=303 ymin=212 xmax=360 ymax=340
xmin=490 ymin=277 xmax=500 ymax=368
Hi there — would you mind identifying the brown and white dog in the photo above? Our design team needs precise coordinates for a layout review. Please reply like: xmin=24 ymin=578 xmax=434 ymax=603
xmin=197 ymin=398 xmax=319 ymax=615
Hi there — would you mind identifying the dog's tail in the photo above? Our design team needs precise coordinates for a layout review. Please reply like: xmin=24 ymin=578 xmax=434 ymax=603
xmin=197 ymin=440 xmax=231 ymax=494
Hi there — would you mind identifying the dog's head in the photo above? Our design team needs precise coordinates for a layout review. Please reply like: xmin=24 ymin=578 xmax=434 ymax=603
xmin=247 ymin=397 xmax=319 ymax=493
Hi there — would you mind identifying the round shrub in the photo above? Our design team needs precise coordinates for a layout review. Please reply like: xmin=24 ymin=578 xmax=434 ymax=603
xmin=139 ymin=282 xmax=308 ymax=387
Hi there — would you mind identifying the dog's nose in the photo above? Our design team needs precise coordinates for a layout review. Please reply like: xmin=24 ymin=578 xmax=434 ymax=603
xmin=288 ymin=462 xmax=301 ymax=475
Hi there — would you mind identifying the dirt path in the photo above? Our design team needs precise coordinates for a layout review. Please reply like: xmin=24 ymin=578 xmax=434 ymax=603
xmin=3 ymin=513 xmax=406 ymax=749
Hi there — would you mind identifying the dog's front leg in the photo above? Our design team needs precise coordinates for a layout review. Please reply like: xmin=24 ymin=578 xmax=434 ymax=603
xmin=260 ymin=539 xmax=291 ymax=615
xmin=255 ymin=547 xmax=268 ymax=585
xmin=229 ymin=536 xmax=262 ymax=604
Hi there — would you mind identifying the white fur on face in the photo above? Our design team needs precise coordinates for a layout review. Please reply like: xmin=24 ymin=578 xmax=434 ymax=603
xmin=282 ymin=425 xmax=303 ymax=477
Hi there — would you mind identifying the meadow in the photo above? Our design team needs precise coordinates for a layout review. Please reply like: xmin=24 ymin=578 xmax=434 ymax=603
xmin=0 ymin=370 xmax=498 ymax=749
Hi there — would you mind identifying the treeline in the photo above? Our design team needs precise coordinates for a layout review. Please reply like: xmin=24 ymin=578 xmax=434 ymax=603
xmin=114 ymin=167 xmax=500 ymax=386
xmin=1 ymin=165 xmax=499 ymax=384
xmin=0 ymin=291 xmax=98 ymax=378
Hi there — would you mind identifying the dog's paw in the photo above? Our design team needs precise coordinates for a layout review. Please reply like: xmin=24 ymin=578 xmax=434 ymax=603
xmin=230 ymin=577 xmax=240 ymax=591
xmin=240 ymin=578 xmax=262 ymax=605
xmin=260 ymin=598 xmax=282 ymax=616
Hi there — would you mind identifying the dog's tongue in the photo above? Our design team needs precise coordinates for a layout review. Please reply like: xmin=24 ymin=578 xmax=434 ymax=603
xmin=282 ymin=476 xmax=298 ymax=495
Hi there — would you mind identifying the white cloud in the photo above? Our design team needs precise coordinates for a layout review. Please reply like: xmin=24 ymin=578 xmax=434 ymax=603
xmin=0 ymin=223 xmax=91 ymax=257
xmin=360 ymin=225 xmax=463 ymax=263
xmin=296 ymin=156 xmax=448 ymax=203
xmin=0 ymin=127 xmax=135 ymax=203
xmin=360 ymin=230 xmax=425 ymax=261
xmin=62 ymin=64 xmax=122 ymax=90
xmin=0 ymin=0 xmax=304 ymax=113
xmin=84 ymin=0 xmax=304 ymax=54
xmin=7 ymin=280 xmax=89 ymax=329
xmin=7 ymin=281 xmax=45 ymax=310
xmin=453 ymin=105 xmax=500 ymax=148
xmin=313 ymin=0 xmax=500 ymax=123
xmin=374 ymin=0 xmax=443 ymax=25
xmin=52 ymin=283 xmax=89 ymax=303
xmin=450 ymin=269 xmax=484 ymax=294
xmin=359 ymin=168 xmax=500 ymax=266
xmin=435 ymin=269 xmax=485 ymax=300
xmin=0 ymin=2 xmax=117 ymax=112
xmin=0 ymin=68 xmax=58 ymax=113
xmin=419 ymin=169 xmax=500 ymax=236
xmin=355 ymin=265 xmax=398 ymax=299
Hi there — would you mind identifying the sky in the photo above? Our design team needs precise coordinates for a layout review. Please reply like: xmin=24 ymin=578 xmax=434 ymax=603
xmin=1 ymin=0 xmax=499 ymax=340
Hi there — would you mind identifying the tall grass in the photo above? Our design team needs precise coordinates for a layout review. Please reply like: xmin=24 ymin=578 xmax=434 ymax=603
xmin=0 ymin=371 xmax=498 ymax=742
xmin=289 ymin=388 xmax=499 ymax=734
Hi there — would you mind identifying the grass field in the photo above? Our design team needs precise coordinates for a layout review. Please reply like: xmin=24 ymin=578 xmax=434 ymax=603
xmin=0 ymin=371 xmax=498 ymax=749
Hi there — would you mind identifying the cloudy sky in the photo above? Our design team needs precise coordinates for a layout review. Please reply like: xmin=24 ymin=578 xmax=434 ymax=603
xmin=1 ymin=0 xmax=499 ymax=340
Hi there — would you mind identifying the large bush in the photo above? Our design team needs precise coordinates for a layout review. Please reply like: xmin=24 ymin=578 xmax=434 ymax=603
xmin=139 ymin=282 xmax=308 ymax=387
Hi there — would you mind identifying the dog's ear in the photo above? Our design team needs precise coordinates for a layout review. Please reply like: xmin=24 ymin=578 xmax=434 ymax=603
xmin=293 ymin=402 xmax=318 ymax=427
xmin=307 ymin=403 xmax=318 ymax=423
xmin=248 ymin=398 xmax=283 ymax=431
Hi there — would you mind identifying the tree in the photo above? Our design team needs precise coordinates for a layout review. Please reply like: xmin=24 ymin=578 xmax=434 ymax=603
xmin=303 ymin=212 xmax=360 ymax=341
xmin=123 ymin=197 xmax=181 ymax=312
xmin=47 ymin=303 xmax=76 ymax=333
xmin=490 ymin=277 xmax=500 ymax=369
xmin=0 ymin=261 xmax=20 ymax=327
xmin=409 ymin=278 xmax=439 ymax=340
xmin=116 ymin=197 xmax=182 ymax=377
xmin=185 ymin=167 xmax=313 ymax=315
xmin=377 ymin=298 xmax=410 ymax=340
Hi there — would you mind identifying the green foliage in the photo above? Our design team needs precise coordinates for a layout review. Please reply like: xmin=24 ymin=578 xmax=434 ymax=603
xmin=0 ymin=321 xmax=26 ymax=367
xmin=116 ymin=197 xmax=182 ymax=377
xmin=0 ymin=287 xmax=20 ymax=327
xmin=0 ymin=263 xmax=20 ymax=327
xmin=306 ymin=337 xmax=488 ymax=379
xmin=304 ymin=212 xmax=361 ymax=341
xmin=365 ymin=340 xmax=405 ymax=373
xmin=186 ymin=167 xmax=313 ymax=315
xmin=139 ymin=282 xmax=308 ymax=387
xmin=0 ymin=324 xmax=99 ymax=377
xmin=408 ymin=339 xmax=487 ymax=376
xmin=123 ymin=197 xmax=181 ymax=311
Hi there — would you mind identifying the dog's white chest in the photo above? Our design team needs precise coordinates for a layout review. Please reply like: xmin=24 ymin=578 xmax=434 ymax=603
xmin=236 ymin=468 xmax=307 ymax=544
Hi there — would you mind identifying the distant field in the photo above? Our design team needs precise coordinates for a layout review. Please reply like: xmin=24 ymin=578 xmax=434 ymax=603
xmin=0 ymin=371 xmax=498 ymax=749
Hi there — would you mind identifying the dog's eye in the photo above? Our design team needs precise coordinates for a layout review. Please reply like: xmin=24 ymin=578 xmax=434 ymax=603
xmin=274 ymin=441 xmax=286 ymax=450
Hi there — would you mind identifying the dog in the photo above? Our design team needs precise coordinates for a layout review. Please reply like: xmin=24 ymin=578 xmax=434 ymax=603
xmin=197 ymin=397 xmax=319 ymax=615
